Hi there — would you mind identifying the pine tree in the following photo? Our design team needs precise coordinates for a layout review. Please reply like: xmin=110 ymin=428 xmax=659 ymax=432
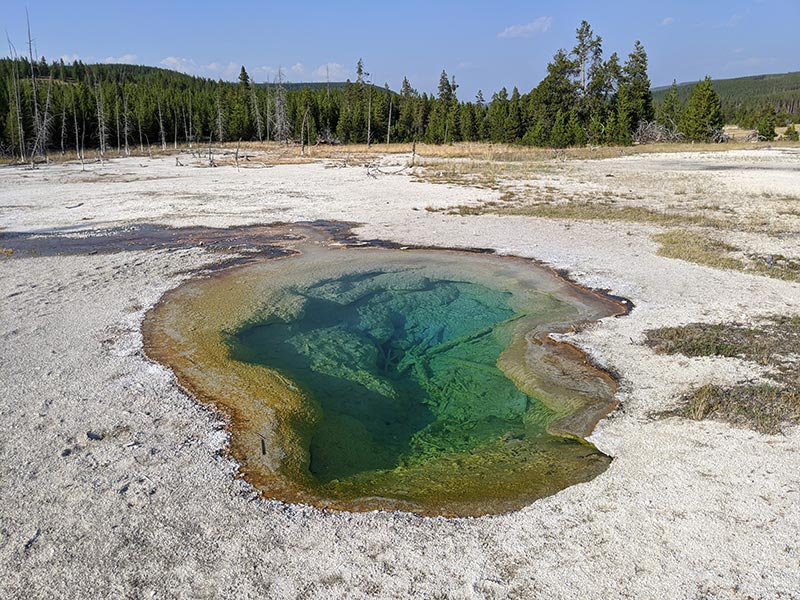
xmin=550 ymin=110 xmax=572 ymax=148
xmin=569 ymin=108 xmax=587 ymax=146
xmin=622 ymin=41 xmax=653 ymax=128
xmin=785 ymin=123 xmax=799 ymax=141
xmin=572 ymin=21 xmax=603 ymax=99
xmin=487 ymin=88 xmax=509 ymax=142
xmin=756 ymin=108 xmax=776 ymax=141
xmin=238 ymin=66 xmax=250 ymax=87
xmin=503 ymin=87 xmax=522 ymax=143
xmin=395 ymin=77 xmax=418 ymax=142
xmin=588 ymin=111 xmax=605 ymax=145
xmin=657 ymin=80 xmax=683 ymax=130
xmin=610 ymin=83 xmax=633 ymax=145
xmin=679 ymin=76 xmax=723 ymax=142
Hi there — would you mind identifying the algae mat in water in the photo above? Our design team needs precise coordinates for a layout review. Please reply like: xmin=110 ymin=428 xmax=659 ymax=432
xmin=144 ymin=237 xmax=626 ymax=516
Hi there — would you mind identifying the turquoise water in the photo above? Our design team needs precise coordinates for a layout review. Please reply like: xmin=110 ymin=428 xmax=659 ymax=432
xmin=231 ymin=268 xmax=557 ymax=484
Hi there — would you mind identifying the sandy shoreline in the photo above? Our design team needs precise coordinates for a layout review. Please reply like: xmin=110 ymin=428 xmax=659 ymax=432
xmin=1 ymin=150 xmax=799 ymax=598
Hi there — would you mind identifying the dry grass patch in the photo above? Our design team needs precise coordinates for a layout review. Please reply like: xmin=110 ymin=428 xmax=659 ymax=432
xmin=653 ymin=230 xmax=743 ymax=270
xmin=448 ymin=200 xmax=730 ymax=229
xmin=654 ymin=230 xmax=800 ymax=280
xmin=646 ymin=316 xmax=800 ymax=434
xmin=679 ymin=384 xmax=800 ymax=434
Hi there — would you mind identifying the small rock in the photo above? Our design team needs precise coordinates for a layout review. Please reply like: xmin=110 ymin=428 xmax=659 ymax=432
xmin=86 ymin=430 xmax=104 ymax=441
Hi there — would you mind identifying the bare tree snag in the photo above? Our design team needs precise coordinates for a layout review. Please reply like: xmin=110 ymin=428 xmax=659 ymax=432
xmin=71 ymin=89 xmax=85 ymax=171
xmin=27 ymin=11 xmax=41 ymax=165
xmin=6 ymin=37 xmax=26 ymax=162
xmin=94 ymin=77 xmax=108 ymax=158
xmin=250 ymin=82 xmax=264 ymax=142
xmin=122 ymin=90 xmax=130 ymax=157
xmin=387 ymin=96 xmax=392 ymax=145
xmin=157 ymin=96 xmax=167 ymax=151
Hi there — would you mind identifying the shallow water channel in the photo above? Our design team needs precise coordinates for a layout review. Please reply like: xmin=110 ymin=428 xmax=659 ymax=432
xmin=144 ymin=234 xmax=626 ymax=516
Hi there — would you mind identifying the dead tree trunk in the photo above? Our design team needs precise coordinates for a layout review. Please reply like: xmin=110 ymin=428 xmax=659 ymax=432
xmin=301 ymin=108 xmax=310 ymax=156
xmin=27 ymin=11 xmax=41 ymax=165
xmin=71 ymin=89 xmax=84 ymax=170
xmin=6 ymin=38 xmax=25 ymax=162
xmin=157 ymin=97 xmax=167 ymax=151
xmin=115 ymin=96 xmax=121 ymax=155
xmin=137 ymin=112 xmax=144 ymax=154
xmin=215 ymin=88 xmax=226 ymax=144
xmin=122 ymin=90 xmax=130 ymax=157
xmin=30 ymin=76 xmax=53 ymax=165
xmin=181 ymin=99 xmax=188 ymax=148
xmin=60 ymin=100 xmax=67 ymax=155
xmin=250 ymin=84 xmax=263 ymax=142
xmin=187 ymin=91 xmax=194 ymax=148
xmin=367 ymin=85 xmax=372 ymax=148
xmin=39 ymin=76 xmax=53 ymax=164
xmin=386 ymin=96 xmax=392 ymax=145
xmin=265 ymin=89 xmax=271 ymax=141
xmin=94 ymin=79 xmax=108 ymax=158
xmin=273 ymin=70 xmax=288 ymax=144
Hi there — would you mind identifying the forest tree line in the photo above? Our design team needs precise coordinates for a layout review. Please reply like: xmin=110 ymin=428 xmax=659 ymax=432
xmin=2 ymin=20 xmax=788 ymax=162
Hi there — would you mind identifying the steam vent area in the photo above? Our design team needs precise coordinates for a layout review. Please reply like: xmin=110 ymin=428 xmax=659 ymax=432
xmin=143 ymin=226 xmax=627 ymax=517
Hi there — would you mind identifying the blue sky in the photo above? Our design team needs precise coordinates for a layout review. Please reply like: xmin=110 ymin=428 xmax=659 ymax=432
xmin=3 ymin=0 xmax=798 ymax=98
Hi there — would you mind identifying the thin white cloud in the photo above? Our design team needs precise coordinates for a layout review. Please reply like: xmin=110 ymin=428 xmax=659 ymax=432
xmin=59 ymin=53 xmax=83 ymax=63
xmin=497 ymin=16 xmax=553 ymax=39
xmin=661 ymin=17 xmax=675 ymax=26
xmin=313 ymin=62 xmax=348 ymax=80
xmin=730 ymin=56 xmax=777 ymax=68
xmin=160 ymin=56 xmax=198 ymax=74
xmin=103 ymin=53 xmax=138 ymax=64
xmin=203 ymin=61 xmax=240 ymax=79
xmin=159 ymin=57 xmax=308 ymax=81
xmin=726 ymin=14 xmax=743 ymax=27
xmin=251 ymin=65 xmax=277 ymax=82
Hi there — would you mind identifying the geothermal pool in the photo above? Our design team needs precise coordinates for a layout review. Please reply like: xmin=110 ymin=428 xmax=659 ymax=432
xmin=144 ymin=236 xmax=625 ymax=516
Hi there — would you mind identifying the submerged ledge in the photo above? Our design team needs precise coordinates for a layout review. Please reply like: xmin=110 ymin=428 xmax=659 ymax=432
xmin=142 ymin=224 xmax=629 ymax=516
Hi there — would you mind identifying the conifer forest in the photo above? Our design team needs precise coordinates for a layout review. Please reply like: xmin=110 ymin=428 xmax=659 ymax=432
xmin=2 ymin=19 xmax=795 ymax=162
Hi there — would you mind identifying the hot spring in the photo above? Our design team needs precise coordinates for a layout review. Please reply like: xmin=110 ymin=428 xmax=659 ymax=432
xmin=144 ymin=234 xmax=626 ymax=516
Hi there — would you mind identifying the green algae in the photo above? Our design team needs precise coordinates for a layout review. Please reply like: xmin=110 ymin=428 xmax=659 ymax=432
xmin=143 ymin=232 xmax=625 ymax=516
xmin=231 ymin=273 xmax=543 ymax=483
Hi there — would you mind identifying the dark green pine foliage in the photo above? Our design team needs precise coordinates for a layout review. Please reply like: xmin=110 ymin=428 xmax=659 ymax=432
xmin=756 ymin=108 xmax=777 ymax=141
xmin=426 ymin=70 xmax=456 ymax=143
xmin=549 ymin=110 xmax=571 ymax=148
xmin=487 ymin=88 xmax=509 ymax=142
xmin=680 ymin=76 xmax=724 ymax=142
xmin=610 ymin=83 xmax=633 ymax=145
xmin=0 ymin=21 xmax=663 ymax=155
xmin=572 ymin=20 xmax=603 ymax=120
xmin=622 ymin=41 xmax=654 ymax=127
xmin=568 ymin=108 xmax=587 ymax=146
xmin=652 ymin=71 xmax=800 ymax=127
xmin=238 ymin=66 xmax=250 ymax=87
xmin=504 ymin=87 xmax=523 ymax=143
xmin=657 ymin=80 xmax=683 ymax=129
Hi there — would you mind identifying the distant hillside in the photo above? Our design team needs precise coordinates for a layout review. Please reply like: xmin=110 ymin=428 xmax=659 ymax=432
xmin=78 ymin=64 xmax=381 ymax=92
xmin=46 ymin=62 xmax=360 ymax=92
xmin=257 ymin=81 xmax=393 ymax=93
xmin=653 ymin=71 xmax=800 ymax=125
xmin=257 ymin=81 xmax=346 ymax=92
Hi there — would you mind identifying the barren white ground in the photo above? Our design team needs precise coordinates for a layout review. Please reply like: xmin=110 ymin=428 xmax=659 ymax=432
xmin=1 ymin=149 xmax=799 ymax=599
